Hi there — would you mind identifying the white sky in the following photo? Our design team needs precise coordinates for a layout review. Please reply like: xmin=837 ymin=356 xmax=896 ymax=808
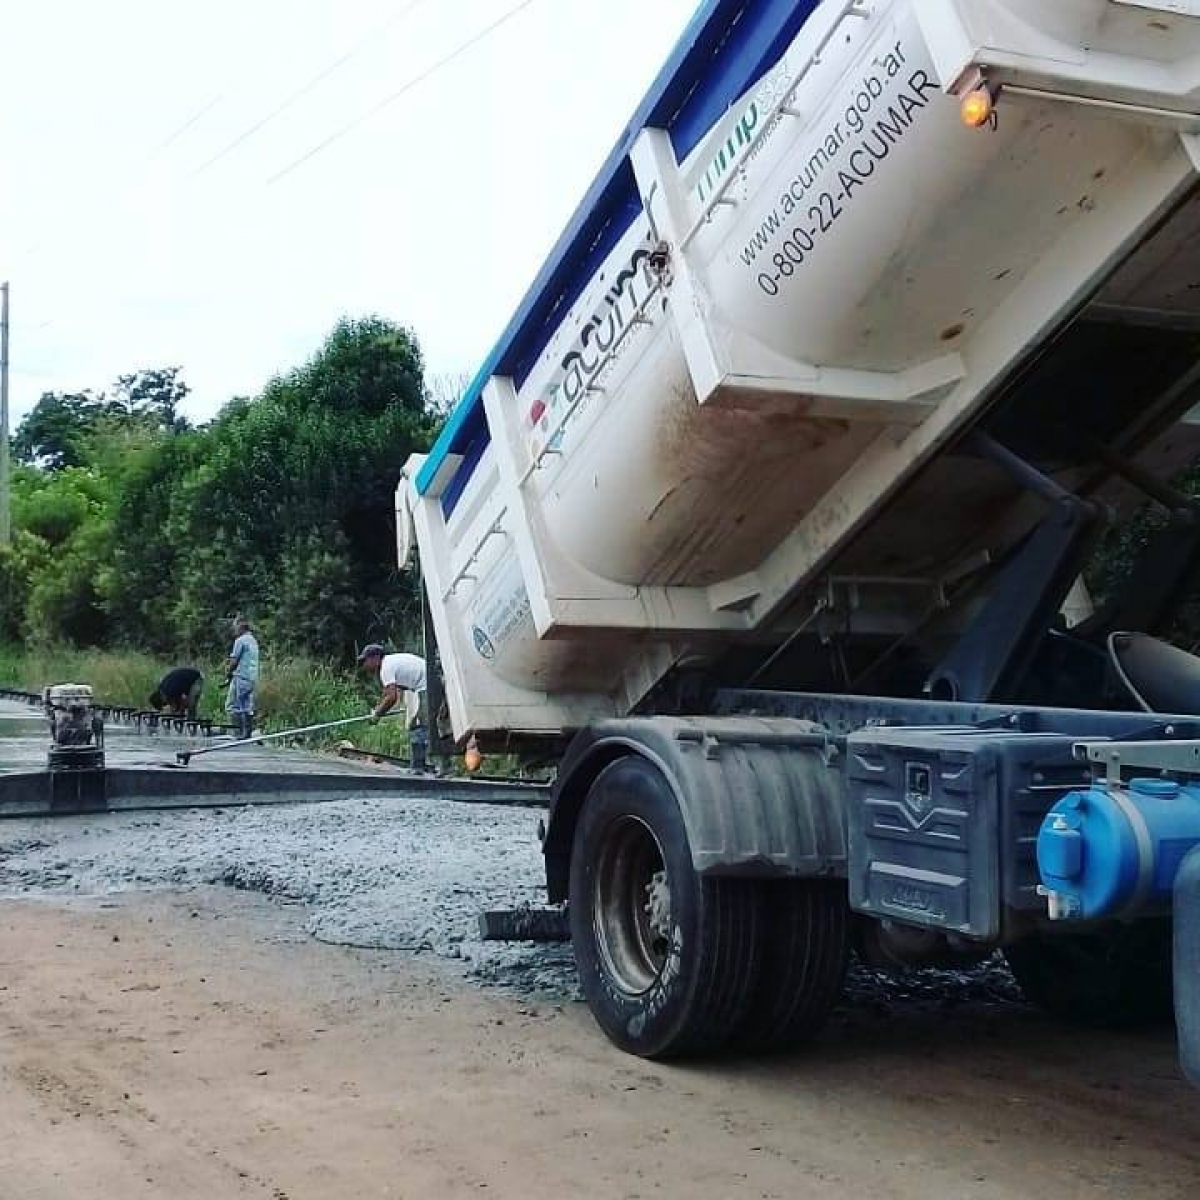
xmin=1 ymin=0 xmax=700 ymax=425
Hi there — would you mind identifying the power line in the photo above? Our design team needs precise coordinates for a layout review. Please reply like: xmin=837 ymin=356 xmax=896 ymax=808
xmin=0 ymin=5 xmax=428 ymax=298
xmin=268 ymin=0 xmax=539 ymax=185
xmin=150 ymin=94 xmax=225 ymax=159
xmin=0 ymin=97 xmax=219 ymax=275
xmin=191 ymin=0 xmax=427 ymax=178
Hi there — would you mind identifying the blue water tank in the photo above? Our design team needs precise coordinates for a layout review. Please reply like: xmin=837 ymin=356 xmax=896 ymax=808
xmin=1037 ymin=778 xmax=1200 ymax=920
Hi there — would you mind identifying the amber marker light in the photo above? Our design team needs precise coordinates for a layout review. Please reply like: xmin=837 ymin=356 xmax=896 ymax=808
xmin=464 ymin=735 xmax=482 ymax=773
xmin=961 ymin=86 xmax=995 ymax=128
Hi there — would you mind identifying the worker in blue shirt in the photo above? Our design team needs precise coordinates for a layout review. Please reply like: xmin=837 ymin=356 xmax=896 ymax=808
xmin=225 ymin=615 xmax=260 ymax=739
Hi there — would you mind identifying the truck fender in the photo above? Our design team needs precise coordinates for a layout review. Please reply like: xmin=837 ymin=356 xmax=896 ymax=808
xmin=543 ymin=716 xmax=847 ymax=903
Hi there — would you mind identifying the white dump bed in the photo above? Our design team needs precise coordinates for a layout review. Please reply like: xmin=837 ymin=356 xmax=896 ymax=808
xmin=402 ymin=0 xmax=1200 ymax=739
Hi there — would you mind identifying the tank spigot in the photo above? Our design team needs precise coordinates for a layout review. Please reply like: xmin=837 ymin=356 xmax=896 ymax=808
xmin=1037 ymin=884 xmax=1080 ymax=922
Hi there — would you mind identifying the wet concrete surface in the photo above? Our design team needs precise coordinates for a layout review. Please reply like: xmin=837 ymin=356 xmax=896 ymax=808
xmin=0 ymin=696 xmax=399 ymax=776
xmin=0 ymin=795 xmax=573 ymax=994
xmin=1 ymin=694 xmax=567 ymax=991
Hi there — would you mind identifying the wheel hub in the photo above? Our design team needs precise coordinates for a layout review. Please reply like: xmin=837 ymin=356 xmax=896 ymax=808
xmin=644 ymin=869 xmax=672 ymax=943
xmin=592 ymin=815 xmax=673 ymax=996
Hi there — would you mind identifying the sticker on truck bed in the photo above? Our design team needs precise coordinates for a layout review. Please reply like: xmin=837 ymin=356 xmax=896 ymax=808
xmin=740 ymin=39 xmax=941 ymax=299
xmin=692 ymin=60 xmax=793 ymax=210
xmin=526 ymin=237 xmax=662 ymax=465
xmin=469 ymin=556 xmax=533 ymax=660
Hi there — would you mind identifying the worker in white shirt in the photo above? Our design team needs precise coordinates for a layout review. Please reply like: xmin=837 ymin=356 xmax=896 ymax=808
xmin=357 ymin=644 xmax=429 ymax=771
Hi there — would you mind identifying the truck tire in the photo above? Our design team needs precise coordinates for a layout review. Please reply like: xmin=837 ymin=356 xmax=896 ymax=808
xmin=1004 ymin=921 xmax=1174 ymax=1027
xmin=568 ymin=755 xmax=761 ymax=1058
xmin=734 ymin=879 xmax=850 ymax=1051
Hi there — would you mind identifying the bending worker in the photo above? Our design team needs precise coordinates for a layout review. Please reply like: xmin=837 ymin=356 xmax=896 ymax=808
xmin=357 ymin=643 xmax=428 ymax=771
xmin=149 ymin=666 xmax=204 ymax=720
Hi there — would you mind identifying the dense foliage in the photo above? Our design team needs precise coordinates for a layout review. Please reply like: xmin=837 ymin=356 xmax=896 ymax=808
xmin=1085 ymin=460 xmax=1200 ymax=652
xmin=2 ymin=317 xmax=439 ymax=665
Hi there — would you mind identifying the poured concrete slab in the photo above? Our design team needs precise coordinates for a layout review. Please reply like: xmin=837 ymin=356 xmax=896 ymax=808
xmin=0 ymin=765 xmax=547 ymax=817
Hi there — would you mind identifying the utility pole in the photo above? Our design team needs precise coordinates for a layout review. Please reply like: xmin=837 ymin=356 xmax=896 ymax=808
xmin=0 ymin=281 xmax=9 ymax=546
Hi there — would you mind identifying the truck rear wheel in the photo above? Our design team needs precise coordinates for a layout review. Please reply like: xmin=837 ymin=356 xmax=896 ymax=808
xmin=568 ymin=756 xmax=760 ymax=1058
xmin=1004 ymin=921 xmax=1174 ymax=1027
xmin=735 ymin=879 xmax=850 ymax=1051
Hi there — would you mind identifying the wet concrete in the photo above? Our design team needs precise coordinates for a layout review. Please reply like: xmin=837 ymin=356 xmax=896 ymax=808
xmin=0 ymin=694 xmax=565 ymax=991
xmin=1 ymin=696 xmax=199 ymax=772
xmin=0 ymin=795 xmax=572 ymax=993
xmin=1 ymin=695 xmax=415 ymax=777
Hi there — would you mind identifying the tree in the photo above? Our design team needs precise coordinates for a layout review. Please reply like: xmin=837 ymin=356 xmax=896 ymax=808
xmin=111 ymin=367 xmax=191 ymax=432
xmin=106 ymin=316 xmax=437 ymax=659
xmin=13 ymin=390 xmax=107 ymax=468
xmin=10 ymin=465 xmax=103 ymax=546
xmin=24 ymin=518 xmax=112 ymax=646
xmin=426 ymin=370 xmax=473 ymax=416
xmin=288 ymin=316 xmax=425 ymax=417
xmin=0 ymin=532 xmax=51 ymax=642
xmin=13 ymin=368 xmax=189 ymax=471
xmin=6 ymin=319 xmax=438 ymax=661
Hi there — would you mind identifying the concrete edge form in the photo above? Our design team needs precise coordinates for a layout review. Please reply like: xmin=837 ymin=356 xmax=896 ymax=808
xmin=0 ymin=766 xmax=549 ymax=817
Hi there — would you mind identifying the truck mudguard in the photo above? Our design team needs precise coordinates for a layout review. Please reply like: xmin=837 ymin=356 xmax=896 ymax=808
xmin=543 ymin=716 xmax=847 ymax=902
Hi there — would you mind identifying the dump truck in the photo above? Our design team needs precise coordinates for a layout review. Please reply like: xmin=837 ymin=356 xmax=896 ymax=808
xmin=397 ymin=0 xmax=1200 ymax=1076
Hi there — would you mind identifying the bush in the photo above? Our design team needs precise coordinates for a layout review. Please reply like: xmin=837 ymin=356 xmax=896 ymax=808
xmin=5 ymin=317 xmax=437 ymax=666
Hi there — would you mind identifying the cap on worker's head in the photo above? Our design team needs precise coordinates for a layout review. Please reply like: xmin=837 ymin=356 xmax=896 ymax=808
xmin=356 ymin=643 xmax=386 ymax=663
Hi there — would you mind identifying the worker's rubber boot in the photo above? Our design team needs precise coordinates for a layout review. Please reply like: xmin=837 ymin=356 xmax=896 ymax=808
xmin=410 ymin=727 xmax=429 ymax=772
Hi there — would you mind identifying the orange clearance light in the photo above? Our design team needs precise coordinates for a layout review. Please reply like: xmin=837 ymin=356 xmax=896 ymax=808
xmin=960 ymin=86 xmax=994 ymax=128
xmin=464 ymin=735 xmax=482 ymax=773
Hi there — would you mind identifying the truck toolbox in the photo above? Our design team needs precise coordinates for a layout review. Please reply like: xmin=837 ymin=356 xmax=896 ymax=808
xmin=846 ymin=727 xmax=1091 ymax=939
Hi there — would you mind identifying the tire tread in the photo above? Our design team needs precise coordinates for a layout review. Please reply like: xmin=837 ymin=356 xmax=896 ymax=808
xmin=735 ymin=879 xmax=850 ymax=1051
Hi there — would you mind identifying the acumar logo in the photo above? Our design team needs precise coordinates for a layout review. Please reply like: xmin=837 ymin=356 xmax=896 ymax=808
xmin=553 ymin=246 xmax=660 ymax=408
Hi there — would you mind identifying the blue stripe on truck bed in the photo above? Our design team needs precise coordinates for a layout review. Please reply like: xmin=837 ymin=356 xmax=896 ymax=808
xmin=416 ymin=0 xmax=822 ymax=510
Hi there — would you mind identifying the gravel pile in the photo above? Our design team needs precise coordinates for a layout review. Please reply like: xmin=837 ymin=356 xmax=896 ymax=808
xmin=0 ymin=797 xmax=576 ymax=994
xmin=0 ymin=797 xmax=1027 ymax=1012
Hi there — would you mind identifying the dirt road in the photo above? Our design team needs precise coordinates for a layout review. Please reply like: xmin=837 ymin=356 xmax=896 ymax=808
xmin=1 ymin=887 xmax=1196 ymax=1200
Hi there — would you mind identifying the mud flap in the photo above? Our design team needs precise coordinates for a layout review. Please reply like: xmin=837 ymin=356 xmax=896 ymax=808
xmin=1175 ymin=844 xmax=1200 ymax=1086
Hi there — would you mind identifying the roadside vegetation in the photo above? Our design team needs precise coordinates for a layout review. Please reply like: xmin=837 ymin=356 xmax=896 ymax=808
xmin=0 ymin=315 xmax=441 ymax=759
xmin=0 ymin=645 xmax=418 ymax=757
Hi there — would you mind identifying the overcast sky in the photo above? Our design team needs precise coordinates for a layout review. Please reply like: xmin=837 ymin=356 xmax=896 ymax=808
xmin=1 ymin=0 xmax=700 ymax=425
